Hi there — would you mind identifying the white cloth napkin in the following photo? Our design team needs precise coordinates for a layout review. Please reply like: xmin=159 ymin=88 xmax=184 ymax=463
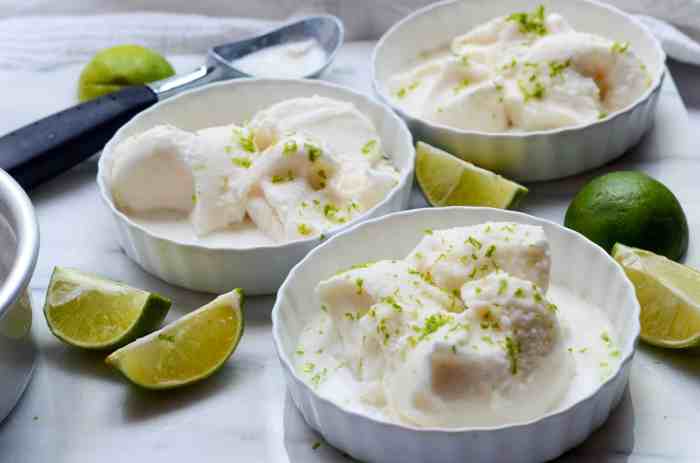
xmin=1 ymin=0 xmax=700 ymax=70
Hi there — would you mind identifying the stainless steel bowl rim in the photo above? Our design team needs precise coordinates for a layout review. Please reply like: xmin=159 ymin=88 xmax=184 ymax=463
xmin=0 ymin=169 xmax=39 ymax=318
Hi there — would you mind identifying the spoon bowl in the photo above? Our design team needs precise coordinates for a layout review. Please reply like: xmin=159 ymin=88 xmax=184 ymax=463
xmin=212 ymin=15 xmax=344 ymax=79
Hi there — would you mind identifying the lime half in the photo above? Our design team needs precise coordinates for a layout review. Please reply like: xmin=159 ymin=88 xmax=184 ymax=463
xmin=78 ymin=45 xmax=175 ymax=101
xmin=613 ymin=243 xmax=700 ymax=348
xmin=44 ymin=267 xmax=171 ymax=350
xmin=415 ymin=142 xmax=528 ymax=208
xmin=106 ymin=289 xmax=244 ymax=389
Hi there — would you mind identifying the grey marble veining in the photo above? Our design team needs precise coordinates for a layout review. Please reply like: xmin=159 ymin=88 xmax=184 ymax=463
xmin=0 ymin=42 xmax=698 ymax=462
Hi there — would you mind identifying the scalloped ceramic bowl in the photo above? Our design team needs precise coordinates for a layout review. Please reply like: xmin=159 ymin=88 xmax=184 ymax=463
xmin=97 ymin=79 xmax=415 ymax=295
xmin=372 ymin=0 xmax=666 ymax=182
xmin=272 ymin=207 xmax=640 ymax=463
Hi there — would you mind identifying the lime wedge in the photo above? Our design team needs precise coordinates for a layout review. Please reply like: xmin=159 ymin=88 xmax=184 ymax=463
xmin=44 ymin=267 xmax=171 ymax=350
xmin=106 ymin=289 xmax=244 ymax=389
xmin=415 ymin=142 xmax=528 ymax=208
xmin=613 ymin=243 xmax=700 ymax=348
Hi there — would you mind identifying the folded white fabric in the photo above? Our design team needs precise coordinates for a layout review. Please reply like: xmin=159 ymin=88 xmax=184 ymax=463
xmin=1 ymin=0 xmax=700 ymax=70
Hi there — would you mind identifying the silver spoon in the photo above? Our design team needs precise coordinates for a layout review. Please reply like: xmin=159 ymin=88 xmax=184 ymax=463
xmin=0 ymin=15 xmax=344 ymax=189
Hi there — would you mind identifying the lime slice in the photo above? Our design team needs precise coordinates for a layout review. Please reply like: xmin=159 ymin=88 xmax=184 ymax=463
xmin=613 ymin=243 xmax=700 ymax=348
xmin=106 ymin=289 xmax=244 ymax=389
xmin=44 ymin=267 xmax=171 ymax=350
xmin=415 ymin=142 xmax=528 ymax=208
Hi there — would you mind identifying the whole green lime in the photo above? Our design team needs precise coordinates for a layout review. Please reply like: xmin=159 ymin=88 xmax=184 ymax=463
xmin=564 ymin=171 xmax=688 ymax=261
xmin=78 ymin=45 xmax=175 ymax=101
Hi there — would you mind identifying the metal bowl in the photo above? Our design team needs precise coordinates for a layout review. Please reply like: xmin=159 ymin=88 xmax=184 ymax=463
xmin=0 ymin=169 xmax=39 ymax=422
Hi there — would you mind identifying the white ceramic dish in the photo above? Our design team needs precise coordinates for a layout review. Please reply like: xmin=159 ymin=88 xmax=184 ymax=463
xmin=372 ymin=0 xmax=666 ymax=182
xmin=97 ymin=79 xmax=415 ymax=295
xmin=0 ymin=169 xmax=39 ymax=423
xmin=272 ymin=207 xmax=640 ymax=463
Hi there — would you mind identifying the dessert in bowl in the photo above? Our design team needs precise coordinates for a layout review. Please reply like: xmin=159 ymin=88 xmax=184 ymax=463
xmin=97 ymin=79 xmax=414 ymax=295
xmin=372 ymin=0 xmax=665 ymax=181
xmin=272 ymin=207 xmax=640 ymax=462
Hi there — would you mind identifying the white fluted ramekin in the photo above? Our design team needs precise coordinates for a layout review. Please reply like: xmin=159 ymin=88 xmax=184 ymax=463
xmin=372 ymin=0 xmax=666 ymax=182
xmin=272 ymin=207 xmax=640 ymax=463
xmin=97 ymin=79 xmax=415 ymax=295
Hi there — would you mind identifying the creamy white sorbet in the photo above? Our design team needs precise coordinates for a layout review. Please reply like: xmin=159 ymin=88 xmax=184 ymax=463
xmin=386 ymin=6 xmax=652 ymax=132
xmin=295 ymin=222 xmax=622 ymax=428
xmin=233 ymin=40 xmax=327 ymax=78
xmin=109 ymin=96 xmax=400 ymax=246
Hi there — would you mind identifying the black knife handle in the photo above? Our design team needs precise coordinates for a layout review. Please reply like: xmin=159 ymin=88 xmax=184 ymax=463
xmin=0 ymin=85 xmax=158 ymax=190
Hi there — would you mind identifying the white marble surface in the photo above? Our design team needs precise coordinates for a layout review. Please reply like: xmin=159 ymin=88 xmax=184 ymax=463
xmin=0 ymin=42 xmax=699 ymax=462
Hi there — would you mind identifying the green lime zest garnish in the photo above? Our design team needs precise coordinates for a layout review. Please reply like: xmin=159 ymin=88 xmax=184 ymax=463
xmin=355 ymin=278 xmax=364 ymax=295
xmin=504 ymin=336 xmax=520 ymax=374
xmin=518 ymin=79 xmax=546 ymax=101
xmin=611 ymin=41 xmax=629 ymax=54
xmin=548 ymin=59 xmax=571 ymax=77
xmin=310 ymin=368 xmax=327 ymax=387
xmin=361 ymin=139 xmax=378 ymax=155
xmin=377 ymin=318 xmax=391 ymax=345
xmin=305 ymin=142 xmax=322 ymax=162
xmin=418 ymin=313 xmax=453 ymax=341
xmin=232 ymin=127 xmax=256 ymax=153
xmin=323 ymin=203 xmax=343 ymax=222
xmin=283 ymin=140 xmax=298 ymax=156
xmin=507 ymin=5 xmax=548 ymax=36
xmin=453 ymin=79 xmax=471 ymax=94
xmin=485 ymin=244 xmax=496 ymax=258
xmin=466 ymin=236 xmax=482 ymax=250
xmin=302 ymin=362 xmax=315 ymax=373
xmin=297 ymin=223 xmax=313 ymax=236
xmin=396 ymin=81 xmax=421 ymax=98
xmin=502 ymin=58 xmax=518 ymax=71
xmin=232 ymin=157 xmax=252 ymax=168
xmin=272 ymin=170 xmax=295 ymax=183
xmin=381 ymin=296 xmax=403 ymax=313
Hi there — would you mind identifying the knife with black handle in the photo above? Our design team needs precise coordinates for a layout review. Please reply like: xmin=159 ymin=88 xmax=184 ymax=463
xmin=0 ymin=86 xmax=158 ymax=190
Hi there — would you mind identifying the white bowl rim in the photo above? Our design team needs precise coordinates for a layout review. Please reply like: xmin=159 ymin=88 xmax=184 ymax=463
xmin=271 ymin=206 xmax=641 ymax=433
xmin=96 ymin=77 xmax=416 ymax=252
xmin=371 ymin=0 xmax=666 ymax=138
